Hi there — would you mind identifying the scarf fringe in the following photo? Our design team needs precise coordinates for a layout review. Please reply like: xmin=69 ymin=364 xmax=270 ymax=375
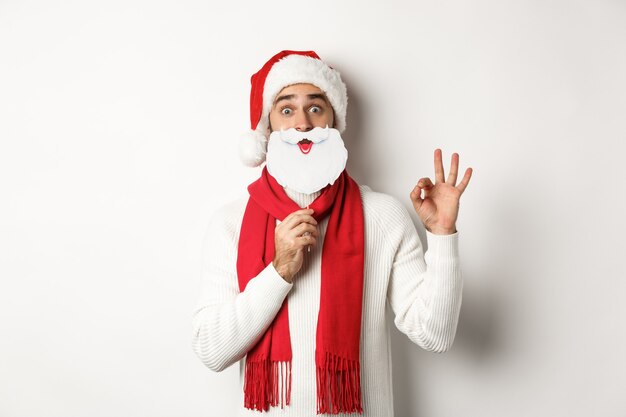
xmin=243 ymin=358 xmax=291 ymax=412
xmin=316 ymin=351 xmax=363 ymax=414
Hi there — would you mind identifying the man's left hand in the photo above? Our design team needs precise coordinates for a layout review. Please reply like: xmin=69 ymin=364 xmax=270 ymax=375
xmin=410 ymin=148 xmax=473 ymax=235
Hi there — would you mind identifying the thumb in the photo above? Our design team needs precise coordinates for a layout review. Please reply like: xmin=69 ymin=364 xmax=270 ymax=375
xmin=410 ymin=185 xmax=423 ymax=208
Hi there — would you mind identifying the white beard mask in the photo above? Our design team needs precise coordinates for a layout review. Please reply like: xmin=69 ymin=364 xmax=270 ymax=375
xmin=265 ymin=126 xmax=348 ymax=195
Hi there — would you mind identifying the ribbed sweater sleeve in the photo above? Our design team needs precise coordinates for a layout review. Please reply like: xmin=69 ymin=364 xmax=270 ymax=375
xmin=192 ymin=201 xmax=293 ymax=372
xmin=384 ymin=197 xmax=463 ymax=353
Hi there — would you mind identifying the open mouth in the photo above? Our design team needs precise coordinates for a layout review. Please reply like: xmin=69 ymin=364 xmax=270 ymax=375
xmin=297 ymin=139 xmax=313 ymax=154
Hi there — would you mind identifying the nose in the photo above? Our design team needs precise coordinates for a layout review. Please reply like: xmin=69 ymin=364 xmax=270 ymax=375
xmin=294 ymin=110 xmax=313 ymax=132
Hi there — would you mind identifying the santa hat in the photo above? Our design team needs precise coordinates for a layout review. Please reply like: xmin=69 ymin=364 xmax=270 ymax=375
xmin=239 ymin=50 xmax=348 ymax=167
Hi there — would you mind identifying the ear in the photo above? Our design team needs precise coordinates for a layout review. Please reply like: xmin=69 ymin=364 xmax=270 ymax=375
xmin=266 ymin=118 xmax=272 ymax=136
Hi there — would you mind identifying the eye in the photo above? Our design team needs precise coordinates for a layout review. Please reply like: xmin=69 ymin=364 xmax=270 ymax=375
xmin=309 ymin=106 xmax=321 ymax=113
xmin=281 ymin=108 xmax=292 ymax=115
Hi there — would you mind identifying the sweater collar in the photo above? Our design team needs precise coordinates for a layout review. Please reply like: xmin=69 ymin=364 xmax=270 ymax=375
xmin=283 ymin=186 xmax=322 ymax=208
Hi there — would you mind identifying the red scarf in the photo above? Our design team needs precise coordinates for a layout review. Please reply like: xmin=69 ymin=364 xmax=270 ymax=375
xmin=237 ymin=166 xmax=365 ymax=414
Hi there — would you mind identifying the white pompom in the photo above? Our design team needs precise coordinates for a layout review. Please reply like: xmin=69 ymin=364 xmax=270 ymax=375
xmin=239 ymin=129 xmax=268 ymax=167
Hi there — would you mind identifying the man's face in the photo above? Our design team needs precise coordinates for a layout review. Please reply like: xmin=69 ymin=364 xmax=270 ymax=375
xmin=268 ymin=83 xmax=335 ymax=134
xmin=264 ymin=83 xmax=347 ymax=194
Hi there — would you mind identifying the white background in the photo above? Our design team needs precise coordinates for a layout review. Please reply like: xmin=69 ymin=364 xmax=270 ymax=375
xmin=1 ymin=0 xmax=625 ymax=416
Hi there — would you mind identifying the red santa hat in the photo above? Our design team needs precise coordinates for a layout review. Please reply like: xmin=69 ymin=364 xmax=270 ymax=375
xmin=239 ymin=50 xmax=348 ymax=167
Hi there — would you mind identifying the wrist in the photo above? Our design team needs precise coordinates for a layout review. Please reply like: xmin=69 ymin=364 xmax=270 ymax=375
xmin=272 ymin=260 xmax=293 ymax=283
xmin=426 ymin=225 xmax=457 ymax=235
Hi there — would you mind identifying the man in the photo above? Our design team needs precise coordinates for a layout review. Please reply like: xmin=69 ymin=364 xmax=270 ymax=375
xmin=192 ymin=50 xmax=472 ymax=416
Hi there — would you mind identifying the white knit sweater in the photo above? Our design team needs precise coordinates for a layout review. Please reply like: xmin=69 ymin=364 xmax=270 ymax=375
xmin=192 ymin=184 xmax=463 ymax=416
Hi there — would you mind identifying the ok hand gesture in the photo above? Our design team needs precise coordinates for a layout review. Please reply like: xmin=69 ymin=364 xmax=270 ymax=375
xmin=410 ymin=149 xmax=472 ymax=235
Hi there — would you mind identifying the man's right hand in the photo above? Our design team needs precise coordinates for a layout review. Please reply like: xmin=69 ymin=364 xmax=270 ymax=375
xmin=272 ymin=208 xmax=318 ymax=283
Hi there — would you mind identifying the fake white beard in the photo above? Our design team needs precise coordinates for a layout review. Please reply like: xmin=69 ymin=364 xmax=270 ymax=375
xmin=265 ymin=126 xmax=348 ymax=195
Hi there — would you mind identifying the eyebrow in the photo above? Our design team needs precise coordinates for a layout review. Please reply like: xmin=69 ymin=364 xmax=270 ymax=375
xmin=274 ymin=93 xmax=329 ymax=106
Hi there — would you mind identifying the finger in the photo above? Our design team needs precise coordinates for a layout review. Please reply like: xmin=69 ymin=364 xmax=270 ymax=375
xmin=295 ymin=234 xmax=317 ymax=249
xmin=281 ymin=210 xmax=317 ymax=229
xmin=290 ymin=222 xmax=319 ymax=238
xmin=434 ymin=148 xmax=445 ymax=183
xmin=410 ymin=184 xmax=423 ymax=211
xmin=456 ymin=167 xmax=473 ymax=193
xmin=417 ymin=177 xmax=434 ymax=189
xmin=410 ymin=184 xmax=422 ymax=202
xmin=447 ymin=152 xmax=459 ymax=185
xmin=284 ymin=208 xmax=315 ymax=221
